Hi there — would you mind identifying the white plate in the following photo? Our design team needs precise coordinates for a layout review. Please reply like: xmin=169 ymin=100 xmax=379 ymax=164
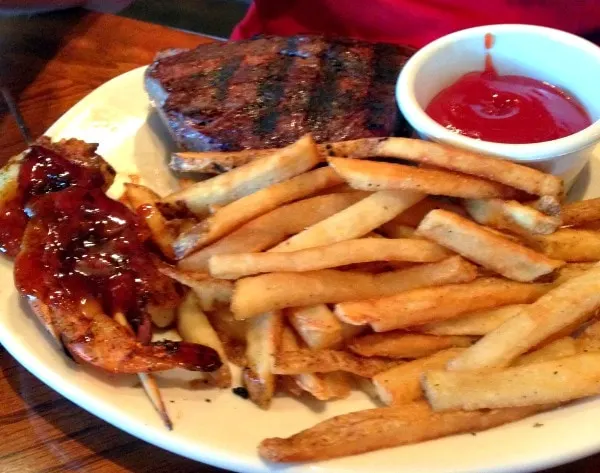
xmin=1 ymin=66 xmax=600 ymax=473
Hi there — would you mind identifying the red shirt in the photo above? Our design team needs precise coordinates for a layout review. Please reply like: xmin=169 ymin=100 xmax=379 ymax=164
xmin=231 ymin=0 xmax=600 ymax=48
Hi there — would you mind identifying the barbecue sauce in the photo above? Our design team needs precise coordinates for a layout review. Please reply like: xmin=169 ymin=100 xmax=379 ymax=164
xmin=0 ymin=146 xmax=106 ymax=257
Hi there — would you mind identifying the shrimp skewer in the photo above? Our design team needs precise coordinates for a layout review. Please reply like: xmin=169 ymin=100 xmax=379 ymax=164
xmin=114 ymin=311 xmax=173 ymax=430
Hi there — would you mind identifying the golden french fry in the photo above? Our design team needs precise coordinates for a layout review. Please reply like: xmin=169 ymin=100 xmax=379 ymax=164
xmin=177 ymin=192 xmax=367 ymax=271
xmin=387 ymin=197 xmax=467 ymax=227
xmin=465 ymin=198 xmax=561 ymax=235
xmin=244 ymin=311 xmax=283 ymax=409
xmin=157 ymin=265 xmax=233 ymax=311
xmin=377 ymin=222 xmax=419 ymax=239
xmin=448 ymin=263 xmax=600 ymax=371
xmin=348 ymin=332 xmax=474 ymax=359
xmin=418 ymin=304 xmax=527 ymax=336
xmin=205 ymin=309 xmax=247 ymax=367
xmin=552 ymin=262 xmax=598 ymax=284
xmin=335 ymin=278 xmax=551 ymax=332
xmin=424 ymin=353 xmax=600 ymax=411
xmin=273 ymin=348 xmax=398 ymax=378
xmin=173 ymin=167 xmax=343 ymax=257
xmin=231 ymin=256 xmax=478 ymax=319
xmin=209 ymin=238 xmax=451 ymax=279
xmin=177 ymin=292 xmax=232 ymax=388
xmin=328 ymin=158 xmax=521 ymax=199
xmin=529 ymin=195 xmax=562 ymax=217
xmin=524 ymin=228 xmax=600 ymax=262
xmin=206 ymin=307 xmax=247 ymax=342
xmin=372 ymin=348 xmax=466 ymax=405
xmin=170 ymin=148 xmax=278 ymax=174
xmin=514 ymin=337 xmax=578 ymax=366
xmin=270 ymin=190 xmax=425 ymax=252
xmin=561 ymin=197 xmax=600 ymax=227
xmin=124 ymin=183 xmax=176 ymax=259
xmin=287 ymin=305 xmax=344 ymax=350
xmin=326 ymin=137 xmax=562 ymax=196
xmin=163 ymin=135 xmax=320 ymax=216
xmin=280 ymin=326 xmax=351 ymax=401
xmin=258 ymin=400 xmax=549 ymax=463
xmin=417 ymin=210 xmax=563 ymax=282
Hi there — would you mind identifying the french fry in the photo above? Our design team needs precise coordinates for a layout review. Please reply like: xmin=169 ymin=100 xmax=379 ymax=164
xmin=448 ymin=263 xmax=600 ymax=371
xmin=280 ymin=327 xmax=351 ymax=401
xmin=244 ymin=311 xmax=283 ymax=409
xmin=464 ymin=198 xmax=561 ymax=235
xmin=287 ymin=305 xmax=344 ymax=350
xmin=514 ymin=337 xmax=578 ymax=366
xmin=418 ymin=304 xmax=527 ymax=336
xmin=524 ymin=228 xmax=600 ymax=262
xmin=163 ymin=135 xmax=320 ymax=216
xmin=157 ymin=265 xmax=233 ymax=311
xmin=178 ymin=192 xmax=366 ymax=271
xmin=273 ymin=348 xmax=398 ymax=378
xmin=335 ymin=278 xmax=551 ymax=332
xmin=326 ymin=137 xmax=562 ymax=196
xmin=417 ymin=210 xmax=563 ymax=282
xmin=328 ymin=158 xmax=521 ymax=199
xmin=177 ymin=292 xmax=232 ymax=388
xmin=258 ymin=400 xmax=549 ymax=462
xmin=170 ymin=148 xmax=278 ymax=174
xmin=372 ymin=348 xmax=466 ymax=405
xmin=209 ymin=238 xmax=451 ymax=279
xmin=174 ymin=167 xmax=343 ymax=258
xmin=205 ymin=308 xmax=247 ymax=367
xmin=552 ymin=262 xmax=598 ymax=284
xmin=231 ymin=256 xmax=478 ymax=319
xmin=124 ymin=183 xmax=176 ymax=259
xmin=530 ymin=195 xmax=561 ymax=217
xmin=348 ymin=332 xmax=474 ymax=359
xmin=424 ymin=353 xmax=600 ymax=411
xmin=377 ymin=222 xmax=419 ymax=238
xmin=269 ymin=190 xmax=425 ymax=252
xmin=561 ymin=197 xmax=600 ymax=227
xmin=387 ymin=197 xmax=467 ymax=227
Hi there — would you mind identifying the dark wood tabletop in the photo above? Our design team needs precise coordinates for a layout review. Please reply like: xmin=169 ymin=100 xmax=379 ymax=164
xmin=0 ymin=9 xmax=595 ymax=473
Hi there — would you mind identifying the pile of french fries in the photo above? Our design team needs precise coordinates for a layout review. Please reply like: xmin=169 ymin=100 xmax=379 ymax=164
xmin=123 ymin=134 xmax=600 ymax=463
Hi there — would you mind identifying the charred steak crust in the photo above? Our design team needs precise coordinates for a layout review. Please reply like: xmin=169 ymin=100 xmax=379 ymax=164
xmin=145 ymin=36 xmax=415 ymax=151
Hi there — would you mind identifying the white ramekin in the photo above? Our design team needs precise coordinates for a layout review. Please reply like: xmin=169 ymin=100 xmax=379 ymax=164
xmin=397 ymin=24 xmax=600 ymax=190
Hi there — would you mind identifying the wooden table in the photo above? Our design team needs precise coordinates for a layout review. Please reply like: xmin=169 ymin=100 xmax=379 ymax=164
xmin=0 ymin=9 xmax=594 ymax=473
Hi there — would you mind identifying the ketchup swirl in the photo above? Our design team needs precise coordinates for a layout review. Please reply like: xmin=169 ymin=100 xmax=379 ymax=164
xmin=426 ymin=70 xmax=591 ymax=144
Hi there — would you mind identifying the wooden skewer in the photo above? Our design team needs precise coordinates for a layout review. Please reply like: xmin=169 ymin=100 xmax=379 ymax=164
xmin=113 ymin=312 xmax=173 ymax=430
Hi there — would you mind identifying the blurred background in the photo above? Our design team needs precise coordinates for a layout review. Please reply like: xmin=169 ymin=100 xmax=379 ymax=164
xmin=119 ymin=0 xmax=250 ymax=38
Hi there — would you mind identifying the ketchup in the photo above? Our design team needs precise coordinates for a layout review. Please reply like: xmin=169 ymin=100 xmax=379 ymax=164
xmin=425 ymin=66 xmax=591 ymax=144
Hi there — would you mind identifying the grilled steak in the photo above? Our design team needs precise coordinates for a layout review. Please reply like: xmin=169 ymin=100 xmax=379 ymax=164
xmin=145 ymin=36 xmax=415 ymax=151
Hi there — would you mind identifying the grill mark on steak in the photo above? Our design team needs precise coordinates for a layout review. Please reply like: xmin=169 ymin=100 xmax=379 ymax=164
xmin=304 ymin=41 xmax=343 ymax=136
xmin=365 ymin=43 xmax=403 ymax=133
xmin=323 ymin=42 xmax=374 ymax=142
xmin=212 ymin=55 xmax=243 ymax=102
xmin=254 ymin=36 xmax=299 ymax=138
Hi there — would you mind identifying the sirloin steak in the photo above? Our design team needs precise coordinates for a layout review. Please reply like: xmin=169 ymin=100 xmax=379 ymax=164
xmin=145 ymin=35 xmax=415 ymax=151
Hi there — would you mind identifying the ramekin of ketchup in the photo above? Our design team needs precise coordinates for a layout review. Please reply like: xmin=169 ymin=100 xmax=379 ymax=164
xmin=397 ymin=24 xmax=600 ymax=190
